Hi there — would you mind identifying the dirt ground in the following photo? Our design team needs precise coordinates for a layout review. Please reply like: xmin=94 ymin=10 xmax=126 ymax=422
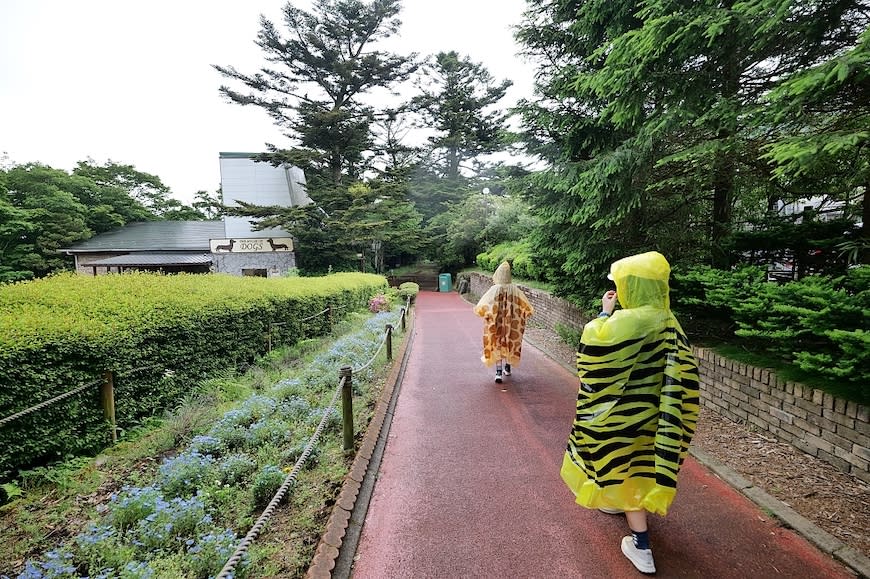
xmin=523 ymin=325 xmax=870 ymax=558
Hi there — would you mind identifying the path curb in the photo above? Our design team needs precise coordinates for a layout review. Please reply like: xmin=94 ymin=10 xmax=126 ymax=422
xmin=523 ymin=332 xmax=870 ymax=579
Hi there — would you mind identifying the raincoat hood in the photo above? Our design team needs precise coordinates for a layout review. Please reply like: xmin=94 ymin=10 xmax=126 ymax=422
xmin=492 ymin=261 xmax=512 ymax=285
xmin=609 ymin=251 xmax=671 ymax=310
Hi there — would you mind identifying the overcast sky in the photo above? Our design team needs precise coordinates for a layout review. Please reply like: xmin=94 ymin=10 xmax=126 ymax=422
xmin=0 ymin=0 xmax=536 ymax=204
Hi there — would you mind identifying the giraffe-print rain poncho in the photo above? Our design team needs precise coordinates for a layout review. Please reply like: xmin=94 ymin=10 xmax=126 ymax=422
xmin=473 ymin=261 xmax=534 ymax=367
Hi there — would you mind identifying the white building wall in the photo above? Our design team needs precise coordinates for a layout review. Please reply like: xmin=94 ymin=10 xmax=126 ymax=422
xmin=219 ymin=154 xmax=311 ymax=238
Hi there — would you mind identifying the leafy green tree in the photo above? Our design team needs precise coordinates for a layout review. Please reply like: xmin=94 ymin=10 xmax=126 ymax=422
xmin=214 ymin=0 xmax=421 ymax=269
xmin=758 ymin=27 xmax=869 ymax=263
xmin=427 ymin=186 xmax=537 ymax=270
xmin=0 ymin=174 xmax=37 ymax=282
xmin=214 ymin=0 xmax=417 ymax=186
xmin=191 ymin=189 xmax=225 ymax=220
xmin=73 ymin=160 xmax=207 ymax=221
xmin=1 ymin=164 xmax=92 ymax=277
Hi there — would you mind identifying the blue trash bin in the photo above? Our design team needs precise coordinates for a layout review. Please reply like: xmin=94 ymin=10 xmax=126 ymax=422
xmin=438 ymin=273 xmax=452 ymax=292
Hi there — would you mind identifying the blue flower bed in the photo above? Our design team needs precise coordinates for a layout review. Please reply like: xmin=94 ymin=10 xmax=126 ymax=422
xmin=14 ymin=309 xmax=401 ymax=578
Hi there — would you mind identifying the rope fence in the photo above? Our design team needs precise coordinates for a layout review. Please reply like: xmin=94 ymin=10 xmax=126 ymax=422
xmin=216 ymin=298 xmax=412 ymax=578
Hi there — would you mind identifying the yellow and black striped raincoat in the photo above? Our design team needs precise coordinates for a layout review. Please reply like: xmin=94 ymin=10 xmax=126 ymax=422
xmin=561 ymin=252 xmax=700 ymax=516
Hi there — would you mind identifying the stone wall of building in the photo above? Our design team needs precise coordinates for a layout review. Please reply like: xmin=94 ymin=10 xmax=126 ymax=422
xmin=212 ymin=251 xmax=297 ymax=277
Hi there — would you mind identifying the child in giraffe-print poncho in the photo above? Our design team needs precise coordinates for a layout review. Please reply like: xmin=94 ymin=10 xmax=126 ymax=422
xmin=473 ymin=261 xmax=534 ymax=383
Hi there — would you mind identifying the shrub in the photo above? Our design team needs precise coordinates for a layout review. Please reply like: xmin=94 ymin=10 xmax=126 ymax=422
xmin=251 ymin=465 xmax=286 ymax=507
xmin=672 ymin=264 xmax=868 ymax=403
xmin=131 ymin=495 xmax=210 ymax=551
xmin=368 ymin=294 xmax=391 ymax=313
xmin=158 ymin=451 xmax=216 ymax=499
xmin=109 ymin=486 xmax=163 ymax=533
xmin=186 ymin=529 xmax=244 ymax=579
xmin=397 ymin=282 xmax=419 ymax=300
xmin=217 ymin=454 xmax=257 ymax=486
xmin=0 ymin=271 xmax=388 ymax=479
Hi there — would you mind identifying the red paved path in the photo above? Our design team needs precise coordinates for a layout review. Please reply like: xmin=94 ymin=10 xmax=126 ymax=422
xmin=351 ymin=291 xmax=854 ymax=578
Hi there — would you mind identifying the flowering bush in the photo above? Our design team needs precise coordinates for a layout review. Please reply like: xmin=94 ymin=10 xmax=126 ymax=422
xmin=248 ymin=418 xmax=292 ymax=447
xmin=189 ymin=435 xmax=224 ymax=457
xmin=109 ymin=486 xmax=163 ymax=532
xmin=367 ymin=294 xmax=390 ymax=313
xmin=18 ymin=549 xmax=76 ymax=578
xmin=187 ymin=529 xmax=243 ymax=578
xmin=132 ymin=495 xmax=209 ymax=551
xmin=217 ymin=454 xmax=257 ymax=486
xmin=158 ymin=451 xmax=215 ymax=499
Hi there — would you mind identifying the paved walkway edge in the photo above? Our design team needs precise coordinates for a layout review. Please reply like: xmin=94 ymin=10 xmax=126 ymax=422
xmin=523 ymin=332 xmax=870 ymax=579
xmin=305 ymin=307 xmax=417 ymax=579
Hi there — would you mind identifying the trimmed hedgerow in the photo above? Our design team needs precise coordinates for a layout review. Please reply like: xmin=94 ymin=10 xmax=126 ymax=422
xmin=0 ymin=272 xmax=387 ymax=479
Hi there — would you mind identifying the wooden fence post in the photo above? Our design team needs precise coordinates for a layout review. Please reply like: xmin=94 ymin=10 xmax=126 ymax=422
xmin=386 ymin=324 xmax=393 ymax=361
xmin=101 ymin=371 xmax=117 ymax=443
xmin=340 ymin=366 xmax=353 ymax=452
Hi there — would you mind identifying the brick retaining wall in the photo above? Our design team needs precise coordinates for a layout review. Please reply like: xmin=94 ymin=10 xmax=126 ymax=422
xmin=695 ymin=347 xmax=870 ymax=484
xmin=462 ymin=271 xmax=870 ymax=482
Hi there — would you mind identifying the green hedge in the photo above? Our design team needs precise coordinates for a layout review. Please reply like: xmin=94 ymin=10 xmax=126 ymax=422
xmin=672 ymin=265 xmax=869 ymax=404
xmin=0 ymin=272 xmax=387 ymax=479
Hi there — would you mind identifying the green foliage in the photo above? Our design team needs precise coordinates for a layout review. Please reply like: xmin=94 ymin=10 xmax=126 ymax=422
xmin=514 ymin=0 xmax=867 ymax=302
xmin=397 ymin=282 xmax=419 ymax=300
xmin=252 ymin=465 xmax=287 ymax=508
xmin=214 ymin=0 xmax=422 ymax=273
xmin=0 ymin=160 xmax=209 ymax=281
xmin=673 ymin=265 xmax=869 ymax=403
xmin=0 ymin=272 xmax=387 ymax=479
xmin=475 ymin=240 xmax=543 ymax=282
xmin=555 ymin=323 xmax=582 ymax=352
xmin=1 ymin=308 xmax=404 ymax=577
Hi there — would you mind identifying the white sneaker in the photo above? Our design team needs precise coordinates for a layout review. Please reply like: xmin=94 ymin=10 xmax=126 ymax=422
xmin=495 ymin=371 xmax=503 ymax=384
xmin=621 ymin=535 xmax=656 ymax=574
xmin=504 ymin=364 xmax=511 ymax=375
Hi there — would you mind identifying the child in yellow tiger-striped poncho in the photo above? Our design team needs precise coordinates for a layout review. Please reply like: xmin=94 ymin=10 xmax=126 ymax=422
xmin=473 ymin=261 xmax=534 ymax=383
xmin=560 ymin=251 xmax=700 ymax=574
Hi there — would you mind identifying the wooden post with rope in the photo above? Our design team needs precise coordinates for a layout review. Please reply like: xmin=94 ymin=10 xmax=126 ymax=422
xmin=101 ymin=371 xmax=117 ymax=443
xmin=340 ymin=366 xmax=353 ymax=452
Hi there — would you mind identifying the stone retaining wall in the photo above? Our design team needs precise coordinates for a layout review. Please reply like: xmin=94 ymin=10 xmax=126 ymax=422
xmin=463 ymin=271 xmax=870 ymax=482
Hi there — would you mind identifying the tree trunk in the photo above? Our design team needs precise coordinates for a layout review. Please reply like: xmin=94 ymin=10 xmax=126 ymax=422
xmin=862 ymin=183 xmax=869 ymax=264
